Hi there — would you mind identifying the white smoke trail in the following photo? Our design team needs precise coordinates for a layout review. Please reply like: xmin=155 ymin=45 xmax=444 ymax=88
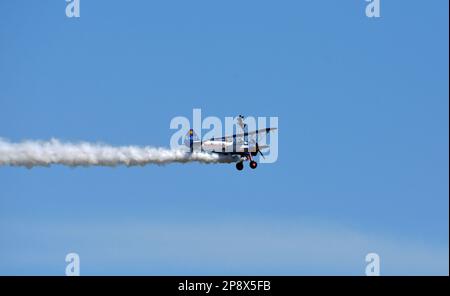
xmin=0 ymin=138 xmax=238 ymax=168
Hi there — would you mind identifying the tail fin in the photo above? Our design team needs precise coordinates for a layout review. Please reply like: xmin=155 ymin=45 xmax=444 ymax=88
xmin=184 ymin=129 xmax=199 ymax=152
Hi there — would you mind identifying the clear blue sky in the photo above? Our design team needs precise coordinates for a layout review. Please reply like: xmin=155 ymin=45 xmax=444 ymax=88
xmin=0 ymin=0 xmax=448 ymax=275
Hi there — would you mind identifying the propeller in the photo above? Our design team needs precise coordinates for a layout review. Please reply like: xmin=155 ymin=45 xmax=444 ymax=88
xmin=255 ymin=143 xmax=265 ymax=159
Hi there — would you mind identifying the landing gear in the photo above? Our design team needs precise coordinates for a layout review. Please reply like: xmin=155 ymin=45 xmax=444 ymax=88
xmin=236 ymin=157 xmax=258 ymax=171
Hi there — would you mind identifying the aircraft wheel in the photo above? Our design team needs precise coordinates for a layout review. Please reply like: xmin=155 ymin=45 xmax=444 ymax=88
xmin=236 ymin=162 xmax=244 ymax=171
xmin=249 ymin=161 xmax=257 ymax=169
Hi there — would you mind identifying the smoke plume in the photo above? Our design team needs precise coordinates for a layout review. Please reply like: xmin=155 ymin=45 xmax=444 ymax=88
xmin=0 ymin=138 xmax=237 ymax=168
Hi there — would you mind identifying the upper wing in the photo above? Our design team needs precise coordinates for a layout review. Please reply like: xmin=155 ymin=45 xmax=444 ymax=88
xmin=209 ymin=127 xmax=277 ymax=141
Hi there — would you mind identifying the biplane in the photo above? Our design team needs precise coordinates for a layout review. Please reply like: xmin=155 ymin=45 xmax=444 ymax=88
xmin=184 ymin=115 xmax=277 ymax=170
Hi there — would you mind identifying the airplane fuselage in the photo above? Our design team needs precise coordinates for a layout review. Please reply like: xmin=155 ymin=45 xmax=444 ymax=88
xmin=192 ymin=140 xmax=258 ymax=154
